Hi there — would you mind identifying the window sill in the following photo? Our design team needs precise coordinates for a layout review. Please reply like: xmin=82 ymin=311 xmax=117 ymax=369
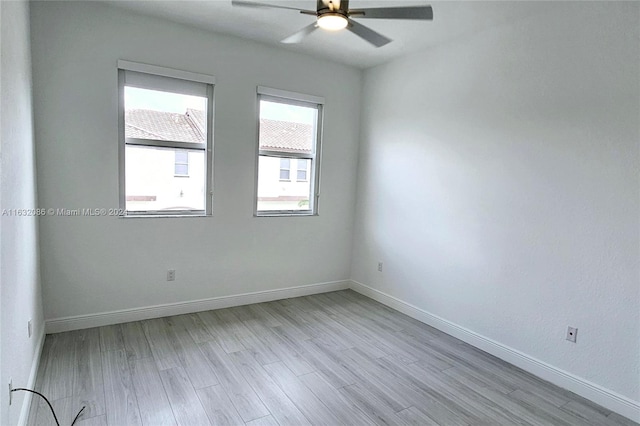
xmin=255 ymin=212 xmax=317 ymax=218
xmin=120 ymin=214 xmax=210 ymax=219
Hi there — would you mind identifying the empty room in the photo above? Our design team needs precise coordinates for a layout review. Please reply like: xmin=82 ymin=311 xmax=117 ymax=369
xmin=1 ymin=0 xmax=638 ymax=425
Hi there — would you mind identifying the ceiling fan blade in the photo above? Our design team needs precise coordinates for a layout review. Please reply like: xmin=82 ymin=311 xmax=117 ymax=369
xmin=231 ymin=0 xmax=313 ymax=14
xmin=281 ymin=23 xmax=318 ymax=44
xmin=349 ymin=6 xmax=433 ymax=20
xmin=347 ymin=19 xmax=391 ymax=47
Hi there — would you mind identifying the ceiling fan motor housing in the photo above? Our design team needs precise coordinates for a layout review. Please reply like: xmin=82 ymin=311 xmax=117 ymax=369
xmin=317 ymin=0 xmax=349 ymax=17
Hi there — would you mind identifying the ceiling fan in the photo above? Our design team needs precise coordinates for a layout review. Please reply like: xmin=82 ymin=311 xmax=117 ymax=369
xmin=231 ymin=0 xmax=433 ymax=47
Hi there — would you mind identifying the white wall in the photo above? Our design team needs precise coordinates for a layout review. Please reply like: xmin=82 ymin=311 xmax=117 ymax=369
xmin=30 ymin=1 xmax=361 ymax=320
xmin=0 ymin=0 xmax=45 ymax=424
xmin=352 ymin=0 xmax=639 ymax=408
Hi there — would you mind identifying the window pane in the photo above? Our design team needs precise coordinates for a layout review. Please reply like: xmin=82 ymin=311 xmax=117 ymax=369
xmin=296 ymin=159 xmax=308 ymax=181
xmin=259 ymin=100 xmax=317 ymax=154
xmin=279 ymin=169 xmax=290 ymax=181
xmin=175 ymin=151 xmax=188 ymax=163
xmin=175 ymin=164 xmax=189 ymax=176
xmin=279 ymin=158 xmax=290 ymax=169
xmin=258 ymin=155 xmax=311 ymax=212
xmin=126 ymin=146 xmax=205 ymax=212
xmin=124 ymin=86 xmax=207 ymax=144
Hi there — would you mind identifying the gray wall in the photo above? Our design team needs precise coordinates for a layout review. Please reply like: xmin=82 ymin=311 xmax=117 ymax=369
xmin=1 ymin=0 xmax=44 ymax=424
xmin=352 ymin=1 xmax=639 ymax=403
xmin=30 ymin=1 xmax=362 ymax=320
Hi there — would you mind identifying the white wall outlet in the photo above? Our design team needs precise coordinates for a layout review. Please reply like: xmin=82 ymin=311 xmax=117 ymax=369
xmin=167 ymin=269 xmax=176 ymax=281
xmin=28 ymin=319 xmax=32 ymax=338
xmin=566 ymin=326 xmax=578 ymax=343
xmin=8 ymin=378 xmax=12 ymax=405
xmin=377 ymin=262 xmax=383 ymax=272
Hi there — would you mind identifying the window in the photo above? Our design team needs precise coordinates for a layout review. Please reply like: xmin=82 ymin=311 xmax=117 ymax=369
xmin=296 ymin=159 xmax=308 ymax=181
xmin=279 ymin=159 xmax=290 ymax=181
xmin=118 ymin=61 xmax=214 ymax=216
xmin=175 ymin=151 xmax=189 ymax=176
xmin=255 ymin=87 xmax=323 ymax=216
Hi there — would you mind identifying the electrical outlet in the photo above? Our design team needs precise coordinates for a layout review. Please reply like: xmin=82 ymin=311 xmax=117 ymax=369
xmin=28 ymin=319 xmax=32 ymax=338
xmin=8 ymin=378 xmax=12 ymax=406
xmin=167 ymin=269 xmax=176 ymax=281
xmin=566 ymin=326 xmax=578 ymax=343
xmin=377 ymin=262 xmax=383 ymax=272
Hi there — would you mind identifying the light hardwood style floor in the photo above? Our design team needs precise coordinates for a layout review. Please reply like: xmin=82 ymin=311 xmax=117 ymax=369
xmin=28 ymin=290 xmax=637 ymax=426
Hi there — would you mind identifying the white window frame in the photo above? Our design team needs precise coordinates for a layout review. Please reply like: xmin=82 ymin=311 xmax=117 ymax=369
xmin=254 ymin=86 xmax=324 ymax=217
xmin=117 ymin=60 xmax=214 ymax=217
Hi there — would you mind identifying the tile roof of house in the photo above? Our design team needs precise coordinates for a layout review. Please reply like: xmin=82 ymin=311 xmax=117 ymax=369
xmin=125 ymin=108 xmax=313 ymax=152
xmin=259 ymin=118 xmax=313 ymax=153
xmin=125 ymin=109 xmax=205 ymax=143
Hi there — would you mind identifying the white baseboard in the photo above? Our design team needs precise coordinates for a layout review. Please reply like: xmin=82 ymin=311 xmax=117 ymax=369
xmin=18 ymin=330 xmax=46 ymax=426
xmin=45 ymin=280 xmax=350 ymax=334
xmin=349 ymin=280 xmax=640 ymax=423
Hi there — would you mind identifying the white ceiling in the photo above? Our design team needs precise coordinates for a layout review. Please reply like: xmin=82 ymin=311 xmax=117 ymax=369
xmin=107 ymin=0 xmax=543 ymax=69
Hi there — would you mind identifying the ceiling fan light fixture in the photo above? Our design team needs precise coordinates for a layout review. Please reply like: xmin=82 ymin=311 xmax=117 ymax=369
xmin=317 ymin=13 xmax=348 ymax=31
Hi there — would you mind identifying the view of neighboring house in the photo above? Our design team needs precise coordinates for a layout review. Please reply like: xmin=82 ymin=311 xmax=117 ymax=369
xmin=125 ymin=108 xmax=207 ymax=212
xmin=125 ymin=108 xmax=312 ymax=212
xmin=257 ymin=117 xmax=314 ymax=212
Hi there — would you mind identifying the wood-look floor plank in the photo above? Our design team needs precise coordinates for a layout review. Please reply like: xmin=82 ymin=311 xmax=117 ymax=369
xmin=508 ymin=389 xmax=585 ymax=426
xmin=396 ymin=406 xmax=441 ymax=426
xmin=73 ymin=328 xmax=106 ymax=418
xmin=76 ymin=415 xmax=108 ymax=426
xmin=259 ymin=302 xmax=312 ymax=341
xmin=41 ymin=332 xmax=76 ymax=400
xmin=274 ymin=301 xmax=352 ymax=352
xmin=195 ymin=384 xmax=244 ymax=426
xmin=214 ymin=308 xmax=280 ymax=365
xmin=141 ymin=318 xmax=181 ymax=370
xmin=245 ymin=303 xmax=282 ymax=327
xmin=245 ymin=415 xmax=280 ymax=426
xmin=310 ymin=294 xmax=415 ymax=362
xmin=440 ymin=366 xmax=563 ymax=426
xmin=428 ymin=336 xmax=572 ymax=408
xmin=324 ymin=291 xmax=403 ymax=333
xmin=374 ymin=356 xmax=476 ymax=425
xmin=239 ymin=315 xmax=315 ymax=376
xmin=100 ymin=325 xmax=125 ymax=352
xmin=158 ymin=367 xmax=211 ymax=426
xmin=608 ymin=412 xmax=640 ymax=426
xmin=293 ymin=338 xmax=358 ymax=389
xmin=173 ymin=313 xmax=214 ymax=344
xmin=262 ymin=361 xmax=343 ymax=425
xmin=339 ymin=384 xmax=409 ymax=426
xmin=129 ymin=357 xmax=177 ymax=426
xmin=336 ymin=348 xmax=417 ymax=412
xmin=122 ymin=322 xmax=152 ymax=360
xmin=197 ymin=310 xmax=246 ymax=353
xmin=297 ymin=372 xmax=376 ymax=426
xmin=411 ymin=360 xmax=536 ymax=425
xmin=163 ymin=316 xmax=219 ymax=389
xmin=31 ymin=395 xmax=77 ymax=426
xmin=101 ymin=349 xmax=142 ymax=426
xmin=198 ymin=341 xmax=270 ymax=422
xmin=560 ymin=399 xmax=618 ymax=426
xmin=229 ymin=350 xmax=311 ymax=426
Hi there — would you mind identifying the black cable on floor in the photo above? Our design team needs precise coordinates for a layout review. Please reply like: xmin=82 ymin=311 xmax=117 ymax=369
xmin=70 ymin=406 xmax=85 ymax=426
xmin=11 ymin=387 xmax=85 ymax=426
